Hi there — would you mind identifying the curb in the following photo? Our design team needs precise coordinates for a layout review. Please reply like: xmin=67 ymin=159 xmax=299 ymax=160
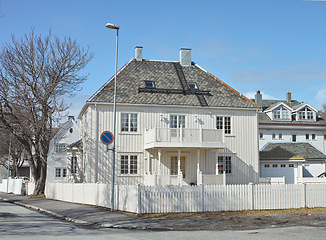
xmin=0 ymin=197 xmax=173 ymax=231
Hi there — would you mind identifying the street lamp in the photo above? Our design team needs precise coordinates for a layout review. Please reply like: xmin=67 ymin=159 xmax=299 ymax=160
xmin=106 ymin=22 xmax=119 ymax=211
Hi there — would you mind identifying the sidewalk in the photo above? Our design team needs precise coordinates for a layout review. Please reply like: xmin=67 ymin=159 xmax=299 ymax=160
xmin=0 ymin=192 xmax=171 ymax=230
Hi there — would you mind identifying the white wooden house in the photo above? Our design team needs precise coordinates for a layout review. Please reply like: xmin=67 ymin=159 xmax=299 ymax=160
xmin=78 ymin=47 xmax=260 ymax=186
xmin=254 ymin=91 xmax=326 ymax=183
xmin=47 ymin=116 xmax=82 ymax=183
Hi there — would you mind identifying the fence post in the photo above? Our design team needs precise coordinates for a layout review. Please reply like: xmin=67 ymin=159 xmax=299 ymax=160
xmin=137 ymin=185 xmax=141 ymax=214
xmin=249 ymin=182 xmax=254 ymax=210
xmin=302 ymin=183 xmax=307 ymax=208
xmin=201 ymin=185 xmax=205 ymax=212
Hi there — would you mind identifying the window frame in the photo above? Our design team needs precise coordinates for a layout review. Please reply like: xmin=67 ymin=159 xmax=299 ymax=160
xmin=169 ymin=115 xmax=186 ymax=129
xmin=121 ymin=113 xmax=138 ymax=133
xmin=144 ymin=80 xmax=155 ymax=88
xmin=120 ymin=154 xmax=138 ymax=175
xmin=71 ymin=156 xmax=77 ymax=174
xmin=55 ymin=143 xmax=67 ymax=153
xmin=216 ymin=116 xmax=232 ymax=135
xmin=217 ymin=155 xmax=232 ymax=174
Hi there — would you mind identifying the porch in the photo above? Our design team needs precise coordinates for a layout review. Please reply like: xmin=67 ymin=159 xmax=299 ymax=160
xmin=144 ymin=148 xmax=228 ymax=186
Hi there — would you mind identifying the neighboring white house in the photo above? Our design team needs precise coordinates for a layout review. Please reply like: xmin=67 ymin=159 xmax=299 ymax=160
xmin=254 ymin=91 xmax=326 ymax=183
xmin=47 ymin=116 xmax=81 ymax=183
xmin=77 ymin=47 xmax=260 ymax=186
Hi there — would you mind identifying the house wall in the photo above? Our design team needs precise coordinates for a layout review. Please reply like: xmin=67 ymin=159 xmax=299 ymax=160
xmin=47 ymin=120 xmax=81 ymax=183
xmin=80 ymin=103 xmax=259 ymax=185
xmin=259 ymin=126 xmax=326 ymax=152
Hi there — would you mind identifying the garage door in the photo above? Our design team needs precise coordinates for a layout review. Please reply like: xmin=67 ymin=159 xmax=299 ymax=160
xmin=260 ymin=163 xmax=297 ymax=184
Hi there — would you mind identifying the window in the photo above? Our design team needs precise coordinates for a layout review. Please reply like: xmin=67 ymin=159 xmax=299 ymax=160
xmin=272 ymin=133 xmax=276 ymax=139
xmin=217 ymin=156 xmax=232 ymax=174
xmin=216 ymin=116 xmax=231 ymax=134
xmin=312 ymin=134 xmax=316 ymax=140
xmin=273 ymin=164 xmax=278 ymax=168
xmin=55 ymin=168 xmax=61 ymax=178
xmin=273 ymin=110 xmax=280 ymax=119
xmin=292 ymin=135 xmax=296 ymax=142
xmin=281 ymin=164 xmax=286 ymax=168
xmin=298 ymin=107 xmax=315 ymax=120
xmin=306 ymin=134 xmax=309 ymax=140
xmin=264 ymin=164 xmax=269 ymax=168
xmin=171 ymin=156 xmax=186 ymax=178
xmin=121 ymin=113 xmax=138 ymax=132
xmin=273 ymin=106 xmax=290 ymax=120
xmin=259 ymin=133 xmax=264 ymax=139
xmin=188 ymin=82 xmax=198 ymax=89
xmin=307 ymin=111 xmax=314 ymax=120
xmin=120 ymin=155 xmax=138 ymax=174
xmin=279 ymin=134 xmax=283 ymax=139
xmin=289 ymin=164 xmax=294 ymax=167
xmin=224 ymin=117 xmax=231 ymax=134
xmin=145 ymin=81 xmax=155 ymax=88
xmin=69 ymin=128 xmax=73 ymax=133
xmin=55 ymin=143 xmax=67 ymax=153
xmin=324 ymin=134 xmax=326 ymax=140
xmin=71 ymin=156 xmax=77 ymax=174
xmin=62 ymin=168 xmax=67 ymax=177
xmin=170 ymin=115 xmax=185 ymax=128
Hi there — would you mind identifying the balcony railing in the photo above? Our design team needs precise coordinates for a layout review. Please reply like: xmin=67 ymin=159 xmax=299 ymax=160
xmin=144 ymin=127 xmax=225 ymax=149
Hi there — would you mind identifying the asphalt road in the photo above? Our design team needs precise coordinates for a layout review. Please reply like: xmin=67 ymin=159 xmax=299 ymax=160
xmin=1 ymin=200 xmax=326 ymax=240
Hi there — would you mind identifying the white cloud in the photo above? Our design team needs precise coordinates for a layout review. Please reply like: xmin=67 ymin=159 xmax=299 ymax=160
xmin=314 ymin=88 xmax=326 ymax=110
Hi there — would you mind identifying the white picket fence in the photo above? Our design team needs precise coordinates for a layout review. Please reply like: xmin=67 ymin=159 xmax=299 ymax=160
xmin=0 ymin=178 xmax=23 ymax=195
xmin=28 ymin=182 xmax=326 ymax=214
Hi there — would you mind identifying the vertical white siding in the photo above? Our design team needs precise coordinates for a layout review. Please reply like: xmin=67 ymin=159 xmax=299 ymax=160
xmin=81 ymin=104 xmax=259 ymax=185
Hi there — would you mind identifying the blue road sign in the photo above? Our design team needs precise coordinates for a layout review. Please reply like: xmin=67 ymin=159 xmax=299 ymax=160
xmin=100 ymin=131 xmax=114 ymax=145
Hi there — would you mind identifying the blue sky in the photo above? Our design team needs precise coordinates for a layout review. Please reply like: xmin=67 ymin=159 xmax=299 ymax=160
xmin=1 ymin=0 xmax=326 ymax=119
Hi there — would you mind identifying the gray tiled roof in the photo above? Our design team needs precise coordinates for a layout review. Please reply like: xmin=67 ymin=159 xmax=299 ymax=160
xmin=260 ymin=142 xmax=326 ymax=160
xmin=258 ymin=99 xmax=326 ymax=126
xmin=89 ymin=59 xmax=258 ymax=109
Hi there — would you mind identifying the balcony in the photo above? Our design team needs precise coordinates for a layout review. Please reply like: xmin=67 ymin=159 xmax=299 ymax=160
xmin=144 ymin=127 xmax=225 ymax=149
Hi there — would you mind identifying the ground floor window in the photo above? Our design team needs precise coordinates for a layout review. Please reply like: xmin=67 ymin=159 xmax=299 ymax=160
xmin=71 ymin=156 xmax=77 ymax=174
xmin=171 ymin=156 xmax=186 ymax=178
xmin=120 ymin=155 xmax=138 ymax=174
xmin=217 ymin=156 xmax=232 ymax=174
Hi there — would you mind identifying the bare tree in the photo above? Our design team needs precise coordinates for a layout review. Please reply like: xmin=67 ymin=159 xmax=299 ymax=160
xmin=0 ymin=29 xmax=93 ymax=195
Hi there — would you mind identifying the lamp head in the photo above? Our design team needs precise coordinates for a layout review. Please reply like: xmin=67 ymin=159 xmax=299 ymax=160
xmin=106 ymin=23 xmax=120 ymax=30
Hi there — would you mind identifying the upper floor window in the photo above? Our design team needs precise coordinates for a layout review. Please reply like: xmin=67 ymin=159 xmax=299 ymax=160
xmin=55 ymin=143 xmax=67 ymax=153
xmin=297 ymin=107 xmax=315 ymax=121
xmin=292 ymin=135 xmax=296 ymax=142
xmin=216 ymin=116 xmax=231 ymax=134
xmin=170 ymin=115 xmax=185 ymax=128
xmin=144 ymin=81 xmax=155 ymax=88
xmin=272 ymin=106 xmax=290 ymax=120
xmin=121 ymin=113 xmax=138 ymax=132
xmin=259 ymin=133 xmax=264 ymax=139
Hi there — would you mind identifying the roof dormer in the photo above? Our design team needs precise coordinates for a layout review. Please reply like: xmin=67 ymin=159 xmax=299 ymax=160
xmin=293 ymin=103 xmax=318 ymax=122
xmin=264 ymin=102 xmax=292 ymax=121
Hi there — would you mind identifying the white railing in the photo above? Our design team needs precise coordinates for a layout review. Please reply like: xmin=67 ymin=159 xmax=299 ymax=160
xmin=145 ymin=127 xmax=223 ymax=144
xmin=31 ymin=182 xmax=326 ymax=214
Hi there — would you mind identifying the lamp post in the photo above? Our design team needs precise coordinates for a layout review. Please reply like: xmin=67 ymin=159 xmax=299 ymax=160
xmin=106 ymin=22 xmax=119 ymax=211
